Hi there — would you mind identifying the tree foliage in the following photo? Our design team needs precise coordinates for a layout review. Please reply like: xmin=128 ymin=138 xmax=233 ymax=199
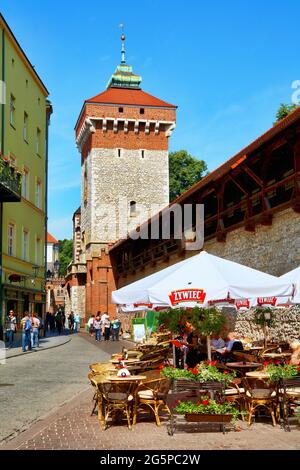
xmin=169 ymin=150 xmax=208 ymax=201
xmin=274 ymin=103 xmax=299 ymax=124
xmin=58 ymin=239 xmax=73 ymax=277
xmin=157 ymin=306 xmax=226 ymax=336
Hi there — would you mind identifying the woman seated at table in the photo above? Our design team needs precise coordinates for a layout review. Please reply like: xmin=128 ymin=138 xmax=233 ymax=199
xmin=289 ymin=340 xmax=300 ymax=365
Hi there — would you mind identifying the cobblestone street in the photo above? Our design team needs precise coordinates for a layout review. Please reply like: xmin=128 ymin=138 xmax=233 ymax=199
xmin=0 ymin=332 xmax=132 ymax=443
xmin=1 ymin=332 xmax=300 ymax=451
xmin=1 ymin=386 xmax=300 ymax=451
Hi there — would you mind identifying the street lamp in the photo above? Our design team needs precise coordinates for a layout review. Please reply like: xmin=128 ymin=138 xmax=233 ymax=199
xmin=31 ymin=265 xmax=39 ymax=285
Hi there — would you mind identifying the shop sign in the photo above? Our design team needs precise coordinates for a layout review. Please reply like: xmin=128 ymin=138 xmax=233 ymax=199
xmin=257 ymin=297 xmax=277 ymax=306
xmin=169 ymin=288 xmax=206 ymax=306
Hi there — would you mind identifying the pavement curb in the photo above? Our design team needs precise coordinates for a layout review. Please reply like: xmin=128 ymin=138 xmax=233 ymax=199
xmin=4 ymin=336 xmax=72 ymax=360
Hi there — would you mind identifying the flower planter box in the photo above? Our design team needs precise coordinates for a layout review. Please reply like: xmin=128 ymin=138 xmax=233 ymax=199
xmin=185 ymin=413 xmax=232 ymax=423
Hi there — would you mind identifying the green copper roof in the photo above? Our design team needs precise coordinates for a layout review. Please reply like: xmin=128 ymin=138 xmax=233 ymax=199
xmin=106 ymin=34 xmax=142 ymax=89
xmin=106 ymin=64 xmax=142 ymax=89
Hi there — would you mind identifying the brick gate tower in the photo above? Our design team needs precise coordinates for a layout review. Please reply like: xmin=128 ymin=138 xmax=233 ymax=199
xmin=66 ymin=34 xmax=177 ymax=321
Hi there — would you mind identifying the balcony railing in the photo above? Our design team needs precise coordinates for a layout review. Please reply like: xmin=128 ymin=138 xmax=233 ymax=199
xmin=0 ymin=157 xmax=22 ymax=202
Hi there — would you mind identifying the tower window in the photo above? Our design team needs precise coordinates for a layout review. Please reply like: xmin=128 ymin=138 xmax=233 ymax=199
xmin=118 ymin=107 xmax=123 ymax=113
xmin=118 ymin=149 xmax=121 ymax=157
xmin=130 ymin=201 xmax=137 ymax=217
xmin=140 ymin=108 xmax=145 ymax=115
xmin=141 ymin=150 xmax=145 ymax=159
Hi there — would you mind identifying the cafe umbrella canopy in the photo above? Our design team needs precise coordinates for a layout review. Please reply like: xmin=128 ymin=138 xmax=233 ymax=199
xmin=112 ymin=251 xmax=294 ymax=310
xmin=278 ymin=266 xmax=300 ymax=305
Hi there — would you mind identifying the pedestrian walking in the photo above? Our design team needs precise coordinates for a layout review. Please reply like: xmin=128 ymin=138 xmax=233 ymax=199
xmin=103 ymin=315 xmax=111 ymax=341
xmin=20 ymin=312 xmax=32 ymax=352
xmin=55 ymin=310 xmax=62 ymax=335
xmin=31 ymin=313 xmax=40 ymax=348
xmin=111 ymin=318 xmax=122 ymax=341
xmin=64 ymin=314 xmax=69 ymax=335
xmin=74 ymin=313 xmax=81 ymax=332
xmin=87 ymin=315 xmax=95 ymax=337
xmin=93 ymin=315 xmax=102 ymax=341
xmin=69 ymin=312 xmax=74 ymax=331
xmin=5 ymin=310 xmax=17 ymax=349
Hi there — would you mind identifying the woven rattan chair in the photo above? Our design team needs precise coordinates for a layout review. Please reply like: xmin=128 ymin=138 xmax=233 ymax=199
xmin=243 ymin=377 xmax=278 ymax=426
xmin=133 ymin=377 xmax=171 ymax=426
xmin=97 ymin=380 xmax=137 ymax=430
xmin=224 ymin=379 xmax=246 ymax=420
xmin=279 ymin=377 xmax=300 ymax=431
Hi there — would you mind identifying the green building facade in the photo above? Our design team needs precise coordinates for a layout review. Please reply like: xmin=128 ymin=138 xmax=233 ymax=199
xmin=0 ymin=13 xmax=51 ymax=332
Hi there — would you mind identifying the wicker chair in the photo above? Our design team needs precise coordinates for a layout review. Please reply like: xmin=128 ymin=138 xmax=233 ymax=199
xmin=97 ymin=380 xmax=137 ymax=430
xmin=224 ymin=379 xmax=246 ymax=420
xmin=279 ymin=377 xmax=300 ymax=431
xmin=133 ymin=377 xmax=171 ymax=426
xmin=243 ymin=377 xmax=278 ymax=426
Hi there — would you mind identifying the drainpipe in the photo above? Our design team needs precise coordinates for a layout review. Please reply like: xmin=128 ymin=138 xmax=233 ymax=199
xmin=44 ymin=100 xmax=52 ymax=320
xmin=0 ymin=27 xmax=5 ymax=340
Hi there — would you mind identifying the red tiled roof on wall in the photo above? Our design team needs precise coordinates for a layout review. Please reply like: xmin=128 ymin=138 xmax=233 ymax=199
xmin=86 ymin=87 xmax=176 ymax=108
xmin=47 ymin=232 xmax=59 ymax=244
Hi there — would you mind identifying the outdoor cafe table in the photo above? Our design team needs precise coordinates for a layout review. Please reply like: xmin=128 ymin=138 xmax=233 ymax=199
xmin=262 ymin=353 xmax=292 ymax=359
xmin=110 ymin=358 xmax=142 ymax=365
xmin=226 ymin=362 xmax=261 ymax=376
xmin=108 ymin=375 xmax=147 ymax=382
xmin=245 ymin=370 xmax=269 ymax=379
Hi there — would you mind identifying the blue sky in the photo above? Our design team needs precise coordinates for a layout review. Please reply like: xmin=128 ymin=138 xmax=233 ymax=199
xmin=1 ymin=0 xmax=300 ymax=239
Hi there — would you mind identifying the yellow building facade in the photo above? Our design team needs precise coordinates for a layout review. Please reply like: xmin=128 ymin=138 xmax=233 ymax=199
xmin=0 ymin=13 xmax=52 ymax=333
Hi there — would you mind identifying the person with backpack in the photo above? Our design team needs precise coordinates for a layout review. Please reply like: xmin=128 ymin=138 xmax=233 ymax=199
xmin=5 ymin=310 xmax=17 ymax=349
xmin=21 ymin=312 xmax=32 ymax=352
xmin=111 ymin=318 xmax=122 ymax=341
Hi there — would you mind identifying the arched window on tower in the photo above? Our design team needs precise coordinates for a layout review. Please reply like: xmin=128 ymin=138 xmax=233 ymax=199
xmin=130 ymin=201 xmax=137 ymax=217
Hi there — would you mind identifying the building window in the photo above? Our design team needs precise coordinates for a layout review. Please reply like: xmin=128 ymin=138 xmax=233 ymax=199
xmin=22 ymin=230 xmax=28 ymax=261
xmin=35 ymin=180 xmax=41 ymax=208
xmin=140 ymin=108 xmax=145 ymax=115
xmin=118 ymin=107 xmax=123 ymax=113
xmin=130 ymin=201 xmax=137 ymax=217
xmin=36 ymin=238 xmax=41 ymax=264
xmin=24 ymin=112 xmax=28 ymax=142
xmin=10 ymin=95 xmax=16 ymax=127
xmin=23 ymin=168 xmax=29 ymax=199
xmin=141 ymin=150 xmax=145 ymax=159
xmin=8 ymin=224 xmax=14 ymax=256
xmin=25 ymin=79 xmax=28 ymax=88
xmin=118 ymin=148 xmax=121 ymax=157
xmin=36 ymin=128 xmax=41 ymax=155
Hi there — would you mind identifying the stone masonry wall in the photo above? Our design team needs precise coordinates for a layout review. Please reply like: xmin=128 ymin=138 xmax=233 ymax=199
xmin=204 ymin=208 xmax=300 ymax=276
xmin=70 ymin=285 xmax=86 ymax=322
xmin=90 ymin=147 xmax=169 ymax=243
xmin=234 ymin=306 xmax=300 ymax=343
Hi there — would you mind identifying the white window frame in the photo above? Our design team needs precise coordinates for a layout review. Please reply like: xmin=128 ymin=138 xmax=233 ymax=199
xmin=35 ymin=180 xmax=41 ymax=208
xmin=8 ymin=224 xmax=14 ymax=256
xmin=22 ymin=230 xmax=28 ymax=261
xmin=10 ymin=95 xmax=16 ymax=127
xmin=23 ymin=168 xmax=29 ymax=199
xmin=23 ymin=112 xmax=28 ymax=142
xmin=36 ymin=127 xmax=41 ymax=155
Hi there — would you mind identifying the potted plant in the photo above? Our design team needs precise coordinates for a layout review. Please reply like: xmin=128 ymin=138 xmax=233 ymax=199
xmin=253 ymin=307 xmax=276 ymax=348
xmin=264 ymin=362 xmax=299 ymax=383
xmin=161 ymin=361 xmax=236 ymax=392
xmin=173 ymin=398 xmax=239 ymax=423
